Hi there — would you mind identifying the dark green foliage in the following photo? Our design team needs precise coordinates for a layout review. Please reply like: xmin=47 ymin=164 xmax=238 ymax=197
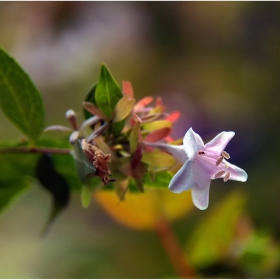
xmin=83 ymin=85 xmax=97 ymax=119
xmin=0 ymin=48 xmax=44 ymax=141
xmin=36 ymin=154 xmax=70 ymax=234
xmin=95 ymin=64 xmax=123 ymax=118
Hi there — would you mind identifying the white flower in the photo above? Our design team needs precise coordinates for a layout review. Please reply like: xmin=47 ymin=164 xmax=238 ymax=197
xmin=145 ymin=128 xmax=248 ymax=210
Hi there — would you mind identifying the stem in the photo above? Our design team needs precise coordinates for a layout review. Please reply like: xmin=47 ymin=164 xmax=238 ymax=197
xmin=155 ymin=217 xmax=196 ymax=278
xmin=0 ymin=146 xmax=71 ymax=155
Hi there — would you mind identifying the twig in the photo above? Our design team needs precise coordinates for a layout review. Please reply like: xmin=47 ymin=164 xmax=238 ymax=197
xmin=155 ymin=217 xmax=196 ymax=278
xmin=0 ymin=146 xmax=71 ymax=155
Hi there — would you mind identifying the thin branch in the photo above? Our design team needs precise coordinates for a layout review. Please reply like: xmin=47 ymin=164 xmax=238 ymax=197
xmin=0 ymin=146 xmax=71 ymax=155
xmin=155 ymin=217 xmax=197 ymax=279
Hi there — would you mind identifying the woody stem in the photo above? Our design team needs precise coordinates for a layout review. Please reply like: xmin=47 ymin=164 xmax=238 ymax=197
xmin=0 ymin=147 xmax=71 ymax=154
xmin=155 ymin=217 xmax=196 ymax=278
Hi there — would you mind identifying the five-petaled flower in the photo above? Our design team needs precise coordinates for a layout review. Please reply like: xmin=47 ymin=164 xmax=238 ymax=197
xmin=144 ymin=128 xmax=248 ymax=210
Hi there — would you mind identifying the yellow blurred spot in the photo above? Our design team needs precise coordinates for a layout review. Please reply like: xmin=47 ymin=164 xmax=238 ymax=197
xmin=93 ymin=189 xmax=194 ymax=230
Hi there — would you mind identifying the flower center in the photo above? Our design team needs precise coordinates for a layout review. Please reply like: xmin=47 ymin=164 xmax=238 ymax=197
xmin=197 ymin=150 xmax=231 ymax=182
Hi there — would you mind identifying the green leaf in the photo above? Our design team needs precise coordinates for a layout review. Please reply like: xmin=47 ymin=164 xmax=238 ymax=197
xmin=0 ymin=144 xmax=39 ymax=212
xmin=0 ymin=180 xmax=31 ymax=212
xmin=142 ymin=120 xmax=172 ymax=132
xmin=81 ymin=185 xmax=93 ymax=208
xmin=0 ymin=48 xmax=44 ymax=141
xmin=112 ymin=95 xmax=135 ymax=122
xmin=112 ymin=119 xmax=125 ymax=136
xmin=36 ymin=154 xmax=70 ymax=235
xmin=143 ymin=171 xmax=172 ymax=189
xmin=186 ymin=189 xmax=247 ymax=268
xmin=83 ymin=85 xmax=97 ymax=119
xmin=73 ymin=139 xmax=96 ymax=183
xmin=142 ymin=151 xmax=176 ymax=169
xmin=95 ymin=64 xmax=123 ymax=118
xmin=129 ymin=122 xmax=140 ymax=154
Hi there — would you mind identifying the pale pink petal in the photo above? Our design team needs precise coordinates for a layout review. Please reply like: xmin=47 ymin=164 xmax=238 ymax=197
xmin=143 ymin=142 xmax=188 ymax=164
xmin=169 ymin=159 xmax=195 ymax=193
xmin=205 ymin=131 xmax=235 ymax=155
xmin=194 ymin=153 xmax=221 ymax=179
xmin=191 ymin=183 xmax=210 ymax=210
xmin=183 ymin=128 xmax=204 ymax=158
xmin=225 ymin=161 xmax=248 ymax=182
xmin=192 ymin=157 xmax=214 ymax=187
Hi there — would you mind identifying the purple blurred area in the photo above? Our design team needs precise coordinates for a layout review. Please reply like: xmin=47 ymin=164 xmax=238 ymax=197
xmin=1 ymin=2 xmax=280 ymax=278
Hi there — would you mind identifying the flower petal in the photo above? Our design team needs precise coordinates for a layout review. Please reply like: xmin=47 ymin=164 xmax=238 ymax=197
xmin=143 ymin=142 xmax=188 ymax=164
xmin=191 ymin=183 xmax=210 ymax=210
xmin=183 ymin=128 xmax=204 ymax=158
xmin=169 ymin=159 xmax=195 ymax=193
xmin=226 ymin=161 xmax=248 ymax=182
xmin=205 ymin=131 xmax=235 ymax=155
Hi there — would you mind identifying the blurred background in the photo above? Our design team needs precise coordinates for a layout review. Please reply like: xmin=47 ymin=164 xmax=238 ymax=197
xmin=1 ymin=1 xmax=280 ymax=278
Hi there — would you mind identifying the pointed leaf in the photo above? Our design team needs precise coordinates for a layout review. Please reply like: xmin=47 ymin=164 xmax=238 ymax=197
xmin=0 ymin=48 xmax=44 ymax=141
xmin=113 ymin=95 xmax=136 ymax=123
xmin=134 ymin=96 xmax=153 ymax=111
xmin=144 ymin=127 xmax=171 ymax=142
xmin=147 ymin=105 xmax=165 ymax=117
xmin=95 ymin=64 xmax=123 ymax=118
xmin=81 ymin=185 xmax=92 ymax=208
xmin=142 ymin=120 xmax=172 ymax=132
xmin=129 ymin=121 xmax=140 ymax=154
xmin=166 ymin=111 xmax=181 ymax=123
xmin=83 ymin=101 xmax=108 ymax=120
xmin=134 ymin=178 xmax=144 ymax=193
xmin=142 ymin=151 xmax=176 ymax=168
xmin=83 ymin=85 xmax=97 ymax=119
xmin=122 ymin=81 xmax=134 ymax=98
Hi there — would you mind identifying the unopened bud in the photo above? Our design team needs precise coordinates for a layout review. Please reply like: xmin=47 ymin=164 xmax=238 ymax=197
xmin=66 ymin=109 xmax=78 ymax=130
xmin=69 ymin=131 xmax=79 ymax=145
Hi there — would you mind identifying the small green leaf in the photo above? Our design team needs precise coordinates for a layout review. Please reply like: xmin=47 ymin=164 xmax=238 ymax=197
xmin=0 ymin=48 xmax=44 ymax=141
xmin=73 ymin=140 xmax=96 ymax=183
xmin=83 ymin=85 xmax=104 ymax=120
xmin=95 ymin=64 xmax=123 ymax=118
xmin=143 ymin=171 xmax=172 ymax=189
xmin=81 ymin=185 xmax=92 ymax=208
xmin=113 ymin=95 xmax=136 ymax=122
xmin=134 ymin=178 xmax=144 ymax=193
xmin=142 ymin=120 xmax=172 ymax=132
xmin=36 ymin=154 xmax=70 ymax=235
xmin=112 ymin=119 xmax=125 ymax=136
xmin=129 ymin=122 xmax=140 ymax=154
xmin=142 ymin=151 xmax=176 ymax=169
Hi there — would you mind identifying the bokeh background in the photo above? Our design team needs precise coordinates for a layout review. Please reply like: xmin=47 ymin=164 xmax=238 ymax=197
xmin=1 ymin=1 xmax=280 ymax=278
